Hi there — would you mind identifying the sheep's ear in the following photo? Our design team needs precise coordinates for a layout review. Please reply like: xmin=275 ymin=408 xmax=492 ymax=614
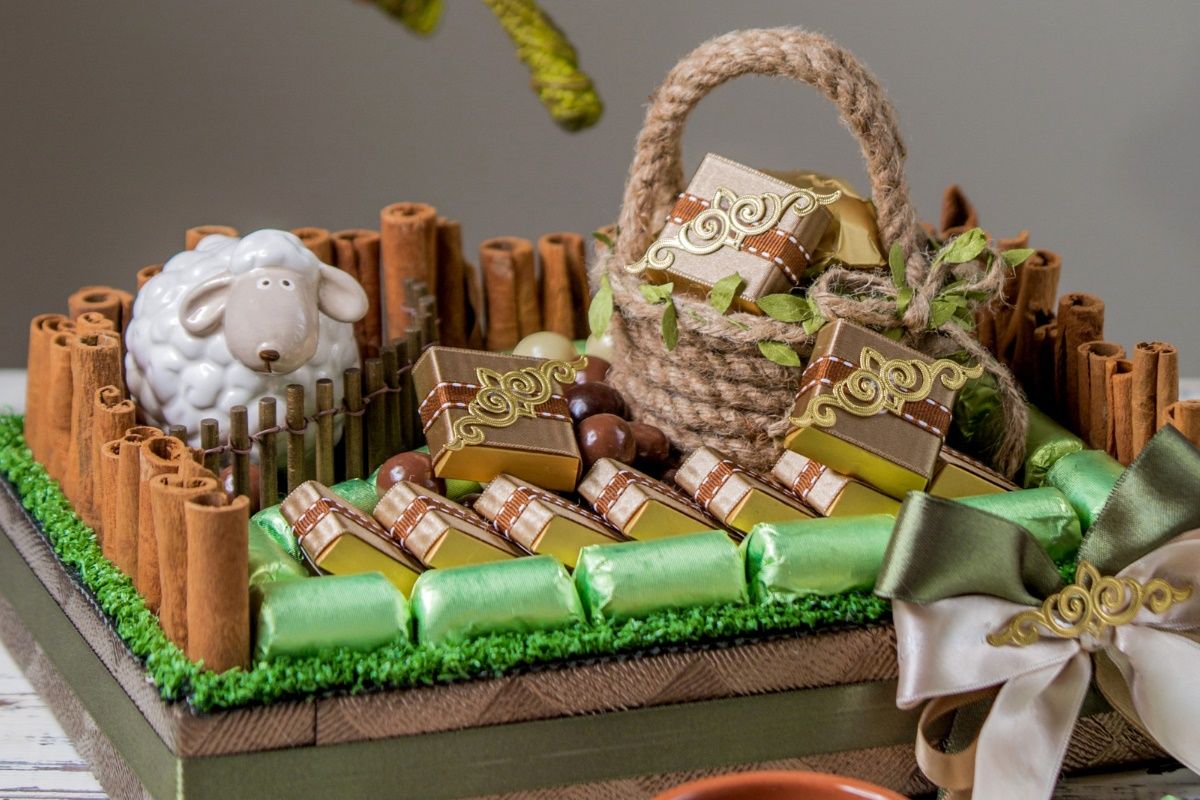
xmin=317 ymin=265 xmax=369 ymax=323
xmin=180 ymin=273 xmax=232 ymax=336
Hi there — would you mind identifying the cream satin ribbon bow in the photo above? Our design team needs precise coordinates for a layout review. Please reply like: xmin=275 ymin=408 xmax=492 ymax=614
xmin=893 ymin=528 xmax=1200 ymax=799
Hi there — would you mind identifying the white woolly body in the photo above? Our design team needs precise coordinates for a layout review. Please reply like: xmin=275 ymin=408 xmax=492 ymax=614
xmin=124 ymin=234 xmax=359 ymax=448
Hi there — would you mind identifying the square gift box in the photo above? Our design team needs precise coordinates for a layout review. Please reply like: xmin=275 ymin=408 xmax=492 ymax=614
xmin=784 ymin=320 xmax=982 ymax=499
xmin=414 ymin=345 xmax=583 ymax=491
xmin=771 ymin=450 xmax=901 ymax=518
xmin=473 ymin=473 xmax=625 ymax=568
xmin=372 ymin=481 xmax=523 ymax=569
xmin=281 ymin=480 xmax=424 ymax=596
xmin=675 ymin=446 xmax=813 ymax=535
xmin=927 ymin=447 xmax=1017 ymax=499
xmin=577 ymin=458 xmax=723 ymax=541
xmin=633 ymin=153 xmax=836 ymax=312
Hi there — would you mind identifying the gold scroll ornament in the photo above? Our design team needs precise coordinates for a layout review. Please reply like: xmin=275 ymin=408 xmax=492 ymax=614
xmin=988 ymin=560 xmax=1192 ymax=648
xmin=627 ymin=185 xmax=840 ymax=275
xmin=445 ymin=356 xmax=586 ymax=452
xmin=791 ymin=346 xmax=983 ymax=429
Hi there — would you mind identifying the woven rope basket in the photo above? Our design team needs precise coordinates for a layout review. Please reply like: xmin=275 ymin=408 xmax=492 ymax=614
xmin=602 ymin=27 xmax=1026 ymax=474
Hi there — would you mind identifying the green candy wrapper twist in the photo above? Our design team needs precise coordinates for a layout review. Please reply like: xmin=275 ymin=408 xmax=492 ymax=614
xmin=1023 ymin=406 xmax=1086 ymax=488
xmin=251 ymin=477 xmax=380 ymax=562
xmin=1045 ymin=449 xmax=1124 ymax=531
xmin=956 ymin=488 xmax=1081 ymax=562
xmin=248 ymin=521 xmax=309 ymax=589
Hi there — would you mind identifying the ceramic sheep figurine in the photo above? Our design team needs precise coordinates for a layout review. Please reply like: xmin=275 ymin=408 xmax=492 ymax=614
xmin=125 ymin=229 xmax=368 ymax=449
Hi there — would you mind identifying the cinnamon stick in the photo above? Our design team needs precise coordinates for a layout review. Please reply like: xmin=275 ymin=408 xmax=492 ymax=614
xmin=186 ymin=225 xmax=238 ymax=250
xmin=292 ymin=226 xmax=333 ymax=264
xmin=332 ymin=229 xmax=383 ymax=358
xmin=1031 ymin=320 xmax=1058 ymax=413
xmin=136 ymin=264 xmax=163 ymax=290
xmin=68 ymin=286 xmax=124 ymax=330
xmin=975 ymin=309 xmax=998 ymax=356
xmin=92 ymin=386 xmax=136 ymax=541
xmin=66 ymin=332 xmax=123 ymax=526
xmin=1132 ymin=341 xmax=1179 ymax=453
xmin=938 ymin=185 xmax=978 ymax=239
xmin=151 ymin=473 xmax=220 ymax=650
xmin=1108 ymin=359 xmax=1134 ymax=465
xmin=101 ymin=426 xmax=162 ymax=576
xmin=25 ymin=314 xmax=72 ymax=463
xmin=1054 ymin=293 xmax=1105 ymax=432
xmin=537 ymin=233 xmax=581 ymax=339
xmin=435 ymin=218 xmax=469 ymax=347
xmin=185 ymin=493 xmax=250 ymax=672
xmin=1078 ymin=342 xmax=1125 ymax=450
xmin=1164 ymin=400 xmax=1200 ymax=448
xmin=138 ymin=435 xmax=193 ymax=612
xmin=45 ymin=333 xmax=76 ymax=483
xmin=999 ymin=249 xmax=1060 ymax=365
xmin=480 ymin=237 xmax=540 ymax=350
xmin=75 ymin=311 xmax=115 ymax=336
xmin=380 ymin=202 xmax=437 ymax=340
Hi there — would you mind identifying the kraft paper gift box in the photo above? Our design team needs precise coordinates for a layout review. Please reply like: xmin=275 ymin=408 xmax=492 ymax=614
xmin=675 ymin=446 xmax=813 ymax=535
xmin=372 ymin=481 xmax=523 ymax=569
xmin=473 ymin=473 xmax=625 ymax=568
xmin=414 ymin=346 xmax=583 ymax=491
xmin=784 ymin=320 xmax=982 ymax=499
xmin=631 ymin=153 xmax=836 ymax=313
xmin=771 ymin=450 xmax=901 ymax=518
xmin=281 ymin=480 xmax=424 ymax=596
xmin=927 ymin=446 xmax=1017 ymax=499
xmin=577 ymin=458 xmax=723 ymax=541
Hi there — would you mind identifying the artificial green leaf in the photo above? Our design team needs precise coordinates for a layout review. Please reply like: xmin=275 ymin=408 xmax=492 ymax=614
xmin=940 ymin=228 xmax=988 ymax=264
xmin=883 ymin=328 xmax=904 ymax=341
xmin=708 ymin=273 xmax=744 ymax=315
xmin=588 ymin=274 xmax=613 ymax=337
xmin=661 ymin=301 xmax=679 ymax=351
xmin=639 ymin=282 xmax=674 ymax=305
xmin=888 ymin=243 xmax=908 ymax=289
xmin=1002 ymin=248 xmax=1036 ymax=268
xmin=952 ymin=305 xmax=976 ymax=329
xmin=941 ymin=292 xmax=969 ymax=308
xmin=896 ymin=286 xmax=913 ymax=315
xmin=591 ymin=229 xmax=615 ymax=249
xmin=802 ymin=313 xmax=826 ymax=336
xmin=758 ymin=340 xmax=801 ymax=367
xmin=930 ymin=299 xmax=958 ymax=328
xmin=758 ymin=293 xmax=812 ymax=322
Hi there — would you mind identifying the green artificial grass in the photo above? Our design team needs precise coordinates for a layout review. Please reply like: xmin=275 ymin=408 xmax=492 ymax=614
xmin=0 ymin=415 xmax=890 ymax=712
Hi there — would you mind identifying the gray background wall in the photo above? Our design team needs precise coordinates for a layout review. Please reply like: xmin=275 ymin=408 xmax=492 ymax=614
xmin=2 ymin=1 xmax=1197 ymax=372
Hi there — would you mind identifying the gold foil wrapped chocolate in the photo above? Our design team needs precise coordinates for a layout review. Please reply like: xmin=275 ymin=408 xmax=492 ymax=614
xmin=474 ymin=473 xmax=624 ymax=567
xmin=928 ymin=447 xmax=1017 ymax=499
xmin=281 ymin=480 xmax=424 ymax=596
xmin=631 ymin=154 xmax=835 ymax=313
xmin=373 ymin=481 xmax=522 ymax=569
xmin=771 ymin=450 xmax=900 ymax=518
xmin=760 ymin=169 xmax=887 ymax=270
xmin=675 ymin=446 xmax=812 ymax=535
xmin=414 ymin=346 xmax=583 ymax=491
xmin=577 ymin=458 xmax=722 ymax=541
xmin=785 ymin=320 xmax=982 ymax=499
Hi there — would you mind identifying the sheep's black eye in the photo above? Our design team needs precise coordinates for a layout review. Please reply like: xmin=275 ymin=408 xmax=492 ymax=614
xmin=257 ymin=278 xmax=271 ymax=289
xmin=281 ymin=279 xmax=294 ymax=290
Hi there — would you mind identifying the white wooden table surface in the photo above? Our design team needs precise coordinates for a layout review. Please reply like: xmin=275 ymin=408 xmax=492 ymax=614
xmin=2 ymin=370 xmax=1199 ymax=800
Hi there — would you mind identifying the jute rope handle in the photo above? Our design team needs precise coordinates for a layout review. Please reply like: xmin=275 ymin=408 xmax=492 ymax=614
xmin=613 ymin=27 xmax=925 ymax=281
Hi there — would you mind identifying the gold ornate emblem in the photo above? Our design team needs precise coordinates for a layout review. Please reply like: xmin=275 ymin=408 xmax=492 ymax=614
xmin=445 ymin=356 xmax=585 ymax=451
xmin=987 ymin=560 xmax=1192 ymax=648
xmin=626 ymin=185 xmax=840 ymax=274
xmin=790 ymin=347 xmax=983 ymax=429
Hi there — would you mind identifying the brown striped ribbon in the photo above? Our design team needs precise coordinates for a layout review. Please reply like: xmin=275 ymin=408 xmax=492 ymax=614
xmin=693 ymin=459 xmax=749 ymax=513
xmin=593 ymin=469 xmax=703 ymax=519
xmin=292 ymin=497 xmax=382 ymax=539
xmin=494 ymin=484 xmax=609 ymax=533
xmin=788 ymin=458 xmax=828 ymax=501
xmin=666 ymin=192 xmax=811 ymax=285
xmin=418 ymin=382 xmax=569 ymax=432
xmin=388 ymin=494 xmax=484 ymax=546
xmin=798 ymin=356 xmax=953 ymax=437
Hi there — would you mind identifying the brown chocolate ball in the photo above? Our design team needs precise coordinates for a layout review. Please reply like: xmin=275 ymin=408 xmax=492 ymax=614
xmin=376 ymin=451 xmax=445 ymax=496
xmin=574 ymin=356 xmax=612 ymax=384
xmin=565 ymin=381 xmax=626 ymax=423
xmin=576 ymin=413 xmax=637 ymax=471
xmin=220 ymin=464 xmax=261 ymax=513
xmin=630 ymin=422 xmax=671 ymax=466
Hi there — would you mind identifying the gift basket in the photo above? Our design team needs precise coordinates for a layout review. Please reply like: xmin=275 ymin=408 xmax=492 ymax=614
xmin=3 ymin=24 xmax=1200 ymax=800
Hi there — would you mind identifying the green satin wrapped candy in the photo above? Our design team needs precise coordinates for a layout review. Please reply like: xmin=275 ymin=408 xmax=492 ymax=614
xmin=411 ymin=556 xmax=584 ymax=646
xmin=574 ymin=531 xmax=747 ymax=622
xmin=1045 ymin=450 xmax=1124 ymax=531
xmin=1023 ymin=406 xmax=1086 ymax=488
xmin=248 ymin=520 xmax=309 ymax=588
xmin=254 ymin=572 xmax=410 ymax=661
xmin=250 ymin=477 xmax=381 ymax=563
xmin=743 ymin=515 xmax=895 ymax=603
xmin=956 ymin=488 xmax=1082 ymax=561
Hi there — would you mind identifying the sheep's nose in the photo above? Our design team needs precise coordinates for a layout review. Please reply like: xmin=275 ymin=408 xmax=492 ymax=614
xmin=259 ymin=349 xmax=280 ymax=363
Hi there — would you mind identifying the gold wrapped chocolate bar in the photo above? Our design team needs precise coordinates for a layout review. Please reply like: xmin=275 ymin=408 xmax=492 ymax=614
xmin=785 ymin=319 xmax=983 ymax=498
xmin=928 ymin=446 xmax=1017 ymax=498
xmin=473 ymin=473 xmax=624 ymax=567
xmin=630 ymin=153 xmax=837 ymax=312
xmin=674 ymin=446 xmax=812 ymax=535
xmin=771 ymin=450 xmax=900 ymax=518
xmin=372 ymin=481 xmax=522 ymax=569
xmin=281 ymin=480 xmax=424 ymax=595
xmin=577 ymin=457 xmax=723 ymax=541
xmin=414 ymin=345 xmax=583 ymax=490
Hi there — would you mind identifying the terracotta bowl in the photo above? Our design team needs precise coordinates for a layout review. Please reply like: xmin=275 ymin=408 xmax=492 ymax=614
xmin=653 ymin=770 xmax=908 ymax=800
